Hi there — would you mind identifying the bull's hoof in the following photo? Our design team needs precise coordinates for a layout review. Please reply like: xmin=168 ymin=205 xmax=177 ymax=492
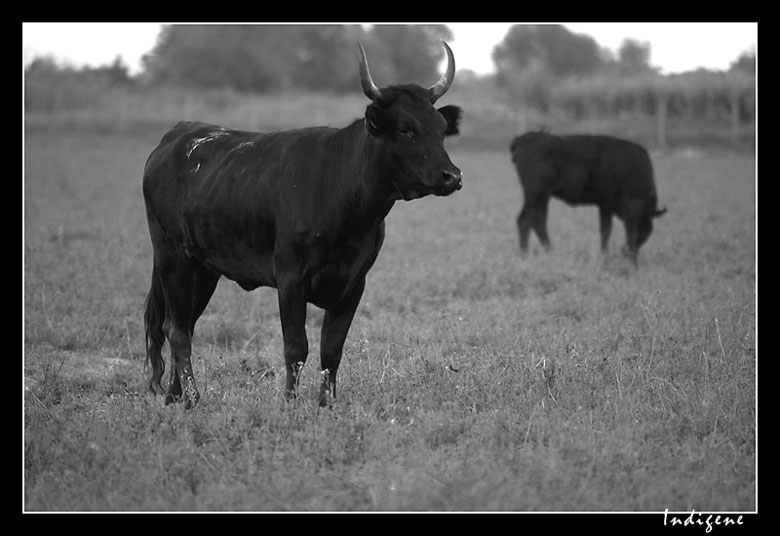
xmin=164 ymin=390 xmax=180 ymax=406
xmin=183 ymin=393 xmax=200 ymax=409
xmin=318 ymin=393 xmax=333 ymax=408
xmin=181 ymin=381 xmax=201 ymax=409
xmin=164 ymin=390 xmax=200 ymax=409
xmin=318 ymin=370 xmax=336 ymax=408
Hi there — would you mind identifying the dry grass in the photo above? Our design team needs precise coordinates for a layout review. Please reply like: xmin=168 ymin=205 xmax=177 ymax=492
xmin=24 ymin=102 xmax=755 ymax=511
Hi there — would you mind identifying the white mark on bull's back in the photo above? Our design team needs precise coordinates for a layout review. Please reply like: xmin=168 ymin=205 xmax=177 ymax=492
xmin=226 ymin=140 xmax=255 ymax=155
xmin=186 ymin=131 xmax=229 ymax=158
xmin=235 ymin=140 xmax=255 ymax=151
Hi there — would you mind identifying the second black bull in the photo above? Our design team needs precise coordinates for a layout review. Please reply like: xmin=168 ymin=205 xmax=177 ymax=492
xmin=510 ymin=132 xmax=667 ymax=264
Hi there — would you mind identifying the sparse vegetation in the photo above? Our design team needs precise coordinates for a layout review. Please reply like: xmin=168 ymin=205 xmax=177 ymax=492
xmin=24 ymin=97 xmax=755 ymax=510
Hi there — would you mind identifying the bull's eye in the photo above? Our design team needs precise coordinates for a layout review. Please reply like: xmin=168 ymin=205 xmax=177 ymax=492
xmin=398 ymin=127 xmax=415 ymax=138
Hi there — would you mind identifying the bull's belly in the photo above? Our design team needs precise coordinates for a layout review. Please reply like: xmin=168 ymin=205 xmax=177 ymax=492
xmin=181 ymin=218 xmax=276 ymax=290
xmin=197 ymin=247 xmax=376 ymax=309
xmin=213 ymin=259 xmax=370 ymax=309
xmin=553 ymin=186 xmax=594 ymax=206
xmin=307 ymin=264 xmax=362 ymax=309
xmin=554 ymin=188 xmax=610 ymax=208
xmin=191 ymin=247 xmax=275 ymax=291
xmin=186 ymin=221 xmax=383 ymax=309
xmin=557 ymin=196 xmax=593 ymax=207
xmin=308 ymin=241 xmax=381 ymax=309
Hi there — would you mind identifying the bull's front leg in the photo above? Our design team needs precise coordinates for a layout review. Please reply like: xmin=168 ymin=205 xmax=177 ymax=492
xmin=598 ymin=206 xmax=613 ymax=253
xmin=276 ymin=269 xmax=309 ymax=401
xmin=319 ymin=278 xmax=365 ymax=407
xmin=517 ymin=207 xmax=532 ymax=253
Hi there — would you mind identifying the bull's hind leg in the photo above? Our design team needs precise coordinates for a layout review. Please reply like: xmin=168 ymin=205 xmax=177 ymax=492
xmin=189 ymin=265 xmax=220 ymax=336
xmin=159 ymin=259 xmax=218 ymax=408
xmin=532 ymin=197 xmax=551 ymax=251
xmin=517 ymin=207 xmax=532 ymax=253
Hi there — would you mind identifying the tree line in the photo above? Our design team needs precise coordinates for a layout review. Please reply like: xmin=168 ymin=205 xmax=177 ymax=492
xmin=24 ymin=24 xmax=755 ymax=149
xmin=25 ymin=24 xmax=754 ymax=98
xmin=141 ymin=25 xmax=453 ymax=93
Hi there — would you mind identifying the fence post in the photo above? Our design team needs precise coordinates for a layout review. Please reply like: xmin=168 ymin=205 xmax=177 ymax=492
xmin=116 ymin=88 xmax=129 ymax=131
xmin=513 ymin=102 xmax=527 ymax=134
xmin=730 ymin=87 xmax=741 ymax=150
xmin=655 ymin=91 xmax=668 ymax=151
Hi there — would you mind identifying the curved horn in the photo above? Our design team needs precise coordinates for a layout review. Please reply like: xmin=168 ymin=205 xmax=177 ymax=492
xmin=429 ymin=41 xmax=456 ymax=103
xmin=357 ymin=43 xmax=382 ymax=101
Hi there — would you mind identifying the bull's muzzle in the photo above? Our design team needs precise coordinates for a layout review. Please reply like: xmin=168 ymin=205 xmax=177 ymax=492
xmin=440 ymin=166 xmax=462 ymax=194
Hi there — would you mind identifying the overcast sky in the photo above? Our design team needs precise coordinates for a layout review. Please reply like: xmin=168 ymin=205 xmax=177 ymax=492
xmin=22 ymin=23 xmax=757 ymax=76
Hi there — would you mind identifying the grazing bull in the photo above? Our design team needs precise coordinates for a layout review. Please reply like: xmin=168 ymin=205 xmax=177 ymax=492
xmin=510 ymin=131 xmax=666 ymax=264
xmin=143 ymin=42 xmax=462 ymax=408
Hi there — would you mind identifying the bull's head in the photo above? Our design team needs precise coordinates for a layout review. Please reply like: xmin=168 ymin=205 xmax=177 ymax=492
xmin=358 ymin=41 xmax=463 ymax=201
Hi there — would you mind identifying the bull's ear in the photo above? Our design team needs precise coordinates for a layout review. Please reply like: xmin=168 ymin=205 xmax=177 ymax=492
xmin=437 ymin=105 xmax=462 ymax=137
xmin=364 ymin=104 xmax=383 ymax=137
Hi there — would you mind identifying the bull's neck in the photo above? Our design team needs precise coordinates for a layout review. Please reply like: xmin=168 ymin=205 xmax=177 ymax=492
xmin=332 ymin=119 xmax=398 ymax=226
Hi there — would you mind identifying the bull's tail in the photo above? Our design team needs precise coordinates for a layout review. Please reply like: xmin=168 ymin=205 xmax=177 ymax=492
xmin=144 ymin=264 xmax=166 ymax=394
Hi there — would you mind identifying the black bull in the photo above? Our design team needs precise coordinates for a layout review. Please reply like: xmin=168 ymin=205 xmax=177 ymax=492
xmin=510 ymin=132 xmax=667 ymax=264
xmin=142 ymin=42 xmax=462 ymax=408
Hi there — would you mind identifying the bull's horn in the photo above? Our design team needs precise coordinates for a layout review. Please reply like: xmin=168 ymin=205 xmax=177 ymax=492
xmin=429 ymin=41 xmax=456 ymax=103
xmin=653 ymin=207 xmax=668 ymax=217
xmin=357 ymin=43 xmax=382 ymax=102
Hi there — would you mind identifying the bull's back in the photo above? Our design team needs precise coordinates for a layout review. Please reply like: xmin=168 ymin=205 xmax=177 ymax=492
xmin=143 ymin=121 xmax=297 ymax=221
xmin=589 ymin=136 xmax=656 ymax=205
xmin=143 ymin=122 xmax=231 ymax=205
xmin=142 ymin=122 xmax=283 ymax=288
xmin=142 ymin=122 xmax=200 ymax=232
xmin=557 ymin=135 xmax=655 ymax=205
xmin=574 ymin=135 xmax=653 ymax=183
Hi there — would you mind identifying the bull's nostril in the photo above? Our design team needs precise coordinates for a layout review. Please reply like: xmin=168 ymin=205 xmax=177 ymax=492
xmin=442 ymin=168 xmax=462 ymax=185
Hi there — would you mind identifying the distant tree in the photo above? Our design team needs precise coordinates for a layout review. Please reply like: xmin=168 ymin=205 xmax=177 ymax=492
xmin=143 ymin=25 xmax=299 ymax=92
xmin=367 ymin=25 xmax=454 ymax=85
xmin=25 ymin=55 xmax=62 ymax=78
xmin=491 ymin=24 xmax=607 ymax=114
xmin=492 ymin=24 xmax=607 ymax=80
xmin=290 ymin=25 xmax=367 ymax=91
xmin=730 ymin=49 xmax=755 ymax=75
xmin=617 ymin=39 xmax=653 ymax=75
xmin=24 ymin=56 xmax=122 ymax=111
xmin=85 ymin=56 xmax=134 ymax=86
xmin=140 ymin=24 xmax=451 ymax=93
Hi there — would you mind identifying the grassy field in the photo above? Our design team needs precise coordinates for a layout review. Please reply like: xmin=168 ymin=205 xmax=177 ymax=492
xmin=23 ymin=117 xmax=755 ymax=511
